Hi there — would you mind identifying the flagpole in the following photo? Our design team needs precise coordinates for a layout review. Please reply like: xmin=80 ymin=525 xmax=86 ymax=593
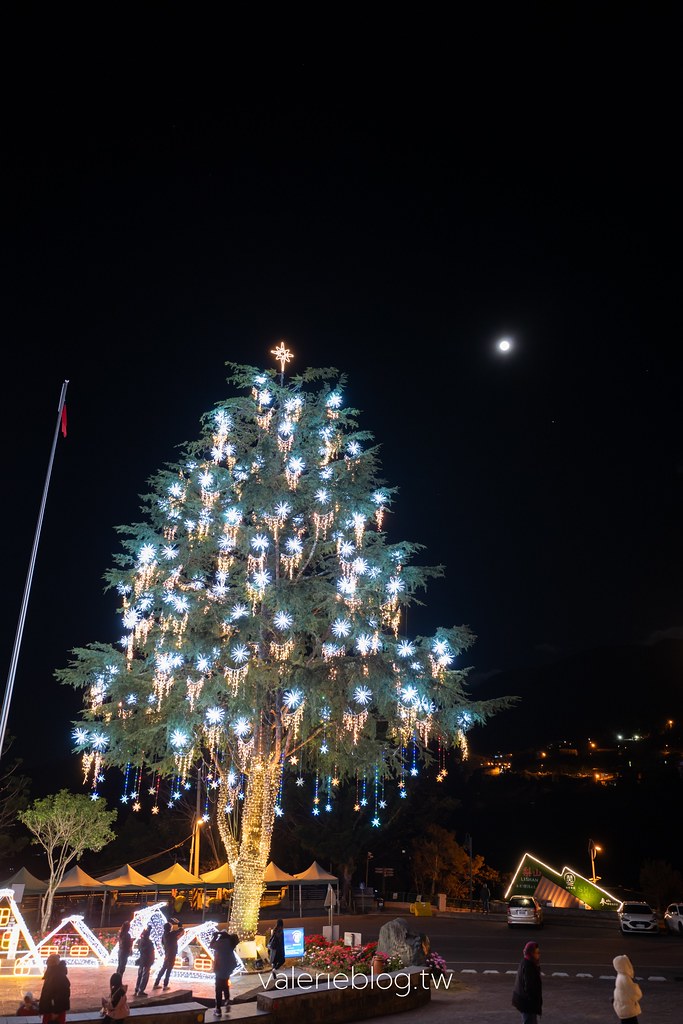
xmin=0 ymin=380 xmax=69 ymax=759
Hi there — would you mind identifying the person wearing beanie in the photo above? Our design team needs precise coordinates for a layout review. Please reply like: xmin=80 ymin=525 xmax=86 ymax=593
xmin=512 ymin=940 xmax=543 ymax=1022
xmin=152 ymin=919 xmax=185 ymax=991
xmin=209 ymin=930 xmax=239 ymax=1016
xmin=612 ymin=954 xmax=642 ymax=1022
xmin=16 ymin=991 xmax=39 ymax=1015
xmin=133 ymin=925 xmax=156 ymax=998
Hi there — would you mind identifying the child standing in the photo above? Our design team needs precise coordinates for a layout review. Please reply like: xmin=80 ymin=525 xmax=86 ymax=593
xmin=612 ymin=954 xmax=642 ymax=1022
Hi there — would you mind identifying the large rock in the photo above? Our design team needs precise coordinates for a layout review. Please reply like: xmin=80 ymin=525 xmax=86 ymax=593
xmin=376 ymin=916 xmax=429 ymax=966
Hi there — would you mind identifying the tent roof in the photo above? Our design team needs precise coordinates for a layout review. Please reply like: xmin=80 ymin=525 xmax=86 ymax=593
xmin=293 ymin=861 xmax=338 ymax=882
xmin=58 ymin=865 xmax=114 ymax=890
xmin=0 ymin=866 xmax=48 ymax=892
xmin=200 ymin=863 xmax=235 ymax=884
xmin=147 ymin=864 xmax=203 ymax=887
xmin=263 ymin=861 xmax=297 ymax=882
xmin=97 ymin=864 xmax=155 ymax=889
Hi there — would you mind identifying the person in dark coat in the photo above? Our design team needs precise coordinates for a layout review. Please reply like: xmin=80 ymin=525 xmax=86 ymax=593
xmin=267 ymin=919 xmax=285 ymax=974
xmin=152 ymin=919 xmax=185 ymax=991
xmin=133 ymin=926 xmax=156 ymax=997
xmin=38 ymin=954 xmax=70 ymax=1024
xmin=116 ymin=921 xmax=134 ymax=980
xmin=209 ymin=931 xmax=239 ymax=1016
xmin=512 ymin=940 xmax=543 ymax=1023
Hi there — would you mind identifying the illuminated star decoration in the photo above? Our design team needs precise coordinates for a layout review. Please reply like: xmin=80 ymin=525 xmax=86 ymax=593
xmin=271 ymin=341 xmax=293 ymax=380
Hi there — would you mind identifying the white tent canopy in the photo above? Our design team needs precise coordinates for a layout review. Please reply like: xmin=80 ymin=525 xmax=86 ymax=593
xmin=57 ymin=865 xmax=115 ymax=891
xmin=0 ymin=867 xmax=47 ymax=893
xmin=264 ymin=861 xmax=298 ymax=883
xmin=200 ymin=863 xmax=235 ymax=885
xmin=293 ymin=861 xmax=338 ymax=882
xmin=147 ymin=864 xmax=204 ymax=888
xmin=97 ymin=864 xmax=155 ymax=890
xmin=291 ymin=862 xmax=339 ymax=917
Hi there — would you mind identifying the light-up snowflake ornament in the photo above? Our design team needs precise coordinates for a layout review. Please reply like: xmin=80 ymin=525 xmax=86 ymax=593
xmin=283 ymin=689 xmax=304 ymax=710
xmin=231 ymin=644 xmax=250 ymax=664
xmin=171 ymin=730 xmax=189 ymax=750
xmin=137 ymin=544 xmax=156 ymax=566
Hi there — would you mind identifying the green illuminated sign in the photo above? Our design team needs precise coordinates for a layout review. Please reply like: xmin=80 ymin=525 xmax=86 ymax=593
xmin=507 ymin=853 xmax=621 ymax=912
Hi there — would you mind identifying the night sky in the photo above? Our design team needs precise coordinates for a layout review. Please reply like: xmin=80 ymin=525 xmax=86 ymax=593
xmin=1 ymin=23 xmax=680 ymax=783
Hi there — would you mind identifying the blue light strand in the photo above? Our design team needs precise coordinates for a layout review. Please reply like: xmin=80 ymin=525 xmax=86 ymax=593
xmin=120 ymin=762 xmax=131 ymax=804
xmin=312 ymin=770 xmax=320 ymax=815
xmin=399 ymin=744 xmax=407 ymax=798
xmin=371 ymin=762 xmax=381 ymax=827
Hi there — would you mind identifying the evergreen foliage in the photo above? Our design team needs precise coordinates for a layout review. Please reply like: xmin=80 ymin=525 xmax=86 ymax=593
xmin=56 ymin=359 xmax=514 ymax=934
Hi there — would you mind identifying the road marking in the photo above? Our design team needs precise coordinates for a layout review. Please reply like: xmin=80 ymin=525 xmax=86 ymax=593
xmin=452 ymin=968 xmax=674 ymax=983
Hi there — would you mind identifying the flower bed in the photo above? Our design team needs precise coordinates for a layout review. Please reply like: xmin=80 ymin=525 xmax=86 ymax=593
xmin=302 ymin=934 xmax=403 ymax=974
xmin=424 ymin=951 xmax=448 ymax=978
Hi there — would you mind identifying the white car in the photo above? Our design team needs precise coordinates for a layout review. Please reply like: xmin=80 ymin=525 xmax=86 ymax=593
xmin=664 ymin=903 xmax=683 ymax=935
xmin=617 ymin=900 xmax=659 ymax=934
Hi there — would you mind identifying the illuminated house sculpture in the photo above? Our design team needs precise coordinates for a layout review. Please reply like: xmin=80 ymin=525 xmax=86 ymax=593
xmin=109 ymin=905 xmax=245 ymax=982
xmin=505 ymin=853 xmax=621 ymax=911
xmin=0 ymin=888 xmax=44 ymax=977
xmin=16 ymin=915 xmax=111 ymax=969
xmin=108 ymin=902 xmax=169 ymax=967
xmin=173 ymin=921 xmax=245 ymax=982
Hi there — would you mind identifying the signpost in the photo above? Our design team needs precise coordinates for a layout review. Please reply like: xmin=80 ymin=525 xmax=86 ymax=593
xmin=373 ymin=867 xmax=394 ymax=898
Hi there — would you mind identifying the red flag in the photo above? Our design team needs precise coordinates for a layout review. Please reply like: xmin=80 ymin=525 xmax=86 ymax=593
xmin=61 ymin=404 xmax=68 ymax=438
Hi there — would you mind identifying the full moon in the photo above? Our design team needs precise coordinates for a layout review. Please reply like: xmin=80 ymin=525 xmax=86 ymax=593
xmin=497 ymin=338 xmax=512 ymax=353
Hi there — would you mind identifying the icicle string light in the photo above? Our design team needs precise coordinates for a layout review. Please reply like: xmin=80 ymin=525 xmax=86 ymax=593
xmin=62 ymin=359 xmax=500 ymax=939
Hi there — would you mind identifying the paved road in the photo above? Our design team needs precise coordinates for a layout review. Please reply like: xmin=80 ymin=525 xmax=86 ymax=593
xmin=2 ymin=910 xmax=682 ymax=1023
xmin=2 ymin=963 xmax=682 ymax=1024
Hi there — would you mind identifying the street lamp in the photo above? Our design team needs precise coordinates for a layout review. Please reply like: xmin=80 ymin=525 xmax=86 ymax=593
xmin=588 ymin=839 xmax=602 ymax=883
xmin=189 ymin=818 xmax=204 ymax=877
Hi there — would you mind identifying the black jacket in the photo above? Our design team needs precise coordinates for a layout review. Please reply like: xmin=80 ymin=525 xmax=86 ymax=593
xmin=512 ymin=956 xmax=542 ymax=1015
xmin=210 ymin=933 xmax=238 ymax=977
xmin=268 ymin=926 xmax=285 ymax=965
xmin=162 ymin=924 xmax=184 ymax=962
xmin=136 ymin=931 xmax=156 ymax=968
xmin=39 ymin=961 xmax=71 ymax=1015
xmin=118 ymin=927 xmax=133 ymax=957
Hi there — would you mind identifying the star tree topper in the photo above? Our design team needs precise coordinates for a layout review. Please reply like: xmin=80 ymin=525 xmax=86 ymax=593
xmin=271 ymin=341 xmax=293 ymax=382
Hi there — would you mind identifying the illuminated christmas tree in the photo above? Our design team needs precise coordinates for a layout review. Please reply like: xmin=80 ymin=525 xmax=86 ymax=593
xmin=58 ymin=350 xmax=513 ymax=938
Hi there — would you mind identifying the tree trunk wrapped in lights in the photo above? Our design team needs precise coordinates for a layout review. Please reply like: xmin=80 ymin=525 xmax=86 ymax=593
xmin=57 ymin=355 xmax=515 ymax=939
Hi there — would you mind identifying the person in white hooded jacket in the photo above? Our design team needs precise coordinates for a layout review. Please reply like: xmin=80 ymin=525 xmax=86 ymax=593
xmin=612 ymin=953 xmax=642 ymax=1022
